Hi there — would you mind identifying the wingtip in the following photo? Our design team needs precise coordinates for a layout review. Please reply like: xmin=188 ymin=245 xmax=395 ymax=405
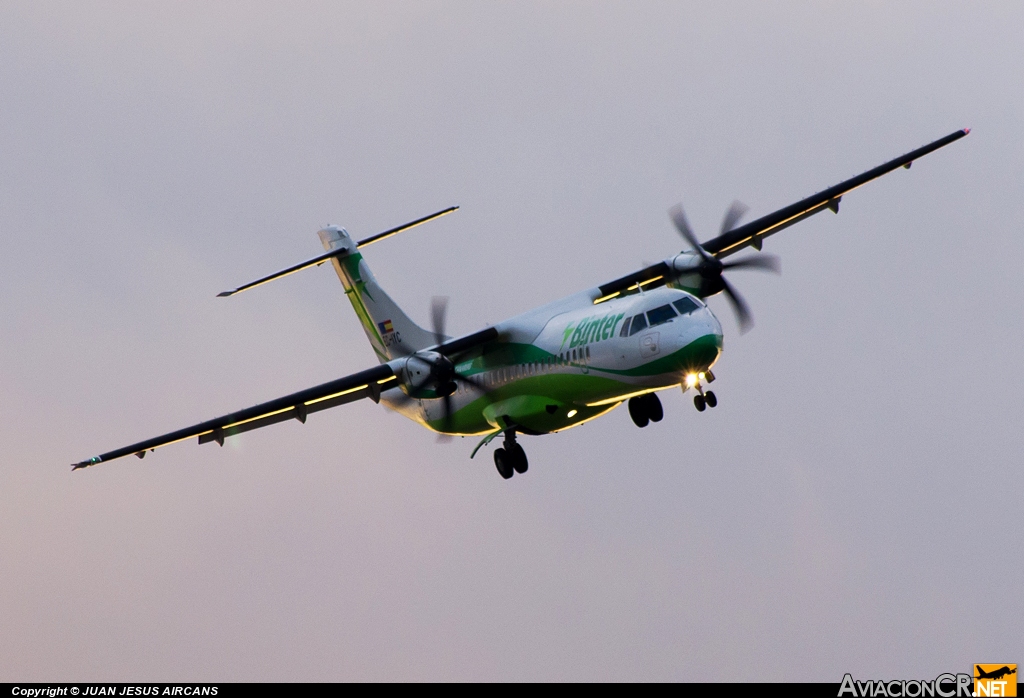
xmin=963 ymin=127 xmax=971 ymax=135
xmin=216 ymin=290 xmax=234 ymax=298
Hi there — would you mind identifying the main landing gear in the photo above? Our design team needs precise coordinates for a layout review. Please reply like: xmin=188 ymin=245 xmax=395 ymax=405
xmin=493 ymin=430 xmax=528 ymax=480
xmin=628 ymin=393 xmax=664 ymax=428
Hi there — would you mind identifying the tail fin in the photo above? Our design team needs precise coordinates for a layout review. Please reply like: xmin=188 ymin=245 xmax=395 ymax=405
xmin=318 ymin=226 xmax=438 ymax=362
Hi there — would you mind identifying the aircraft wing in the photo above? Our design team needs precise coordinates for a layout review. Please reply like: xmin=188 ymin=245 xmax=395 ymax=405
xmin=72 ymin=325 xmax=501 ymax=470
xmin=73 ymin=363 xmax=398 ymax=469
xmin=594 ymin=128 xmax=969 ymax=302
xmin=702 ymin=128 xmax=970 ymax=259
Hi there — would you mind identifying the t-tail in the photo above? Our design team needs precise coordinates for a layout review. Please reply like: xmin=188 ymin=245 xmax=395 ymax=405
xmin=215 ymin=207 xmax=458 ymax=363
xmin=317 ymin=225 xmax=437 ymax=362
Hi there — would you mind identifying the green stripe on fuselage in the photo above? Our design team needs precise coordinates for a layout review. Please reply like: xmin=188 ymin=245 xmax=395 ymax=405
xmin=429 ymin=333 xmax=720 ymax=434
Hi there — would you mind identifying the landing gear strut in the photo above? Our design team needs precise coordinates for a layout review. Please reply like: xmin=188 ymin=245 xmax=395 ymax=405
xmin=493 ymin=430 xmax=528 ymax=479
xmin=628 ymin=393 xmax=664 ymax=428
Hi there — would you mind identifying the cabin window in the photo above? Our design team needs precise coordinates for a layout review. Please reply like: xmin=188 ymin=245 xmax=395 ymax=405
xmin=619 ymin=318 xmax=631 ymax=337
xmin=628 ymin=314 xmax=648 ymax=336
xmin=647 ymin=304 xmax=677 ymax=327
xmin=673 ymin=297 xmax=699 ymax=315
xmin=585 ymin=346 xmax=591 ymax=360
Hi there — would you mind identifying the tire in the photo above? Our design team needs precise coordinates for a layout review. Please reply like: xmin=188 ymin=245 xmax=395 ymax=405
xmin=646 ymin=393 xmax=664 ymax=422
xmin=509 ymin=443 xmax=529 ymax=474
xmin=628 ymin=397 xmax=649 ymax=428
xmin=494 ymin=448 xmax=514 ymax=479
xmin=704 ymin=391 xmax=717 ymax=408
xmin=694 ymin=394 xmax=706 ymax=412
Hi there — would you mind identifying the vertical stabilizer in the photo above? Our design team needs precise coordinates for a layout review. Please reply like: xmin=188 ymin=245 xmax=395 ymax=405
xmin=318 ymin=226 xmax=438 ymax=362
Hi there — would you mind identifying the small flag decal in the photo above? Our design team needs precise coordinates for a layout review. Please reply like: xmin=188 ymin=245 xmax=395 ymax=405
xmin=378 ymin=320 xmax=394 ymax=334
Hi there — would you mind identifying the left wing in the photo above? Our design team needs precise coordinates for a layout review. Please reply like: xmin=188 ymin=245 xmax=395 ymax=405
xmin=594 ymin=128 xmax=969 ymax=303
xmin=73 ymin=364 xmax=398 ymax=469
xmin=702 ymin=128 xmax=969 ymax=258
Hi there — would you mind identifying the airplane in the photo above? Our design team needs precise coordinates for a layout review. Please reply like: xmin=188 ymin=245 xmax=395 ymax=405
xmin=975 ymin=666 xmax=1016 ymax=681
xmin=73 ymin=128 xmax=970 ymax=479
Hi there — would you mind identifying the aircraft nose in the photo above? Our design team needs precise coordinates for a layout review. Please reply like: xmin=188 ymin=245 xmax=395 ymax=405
xmin=705 ymin=306 xmax=724 ymax=343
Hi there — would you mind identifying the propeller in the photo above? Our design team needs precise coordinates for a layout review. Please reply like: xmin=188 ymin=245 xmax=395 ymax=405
xmin=668 ymin=201 xmax=780 ymax=333
xmin=390 ymin=297 xmax=486 ymax=440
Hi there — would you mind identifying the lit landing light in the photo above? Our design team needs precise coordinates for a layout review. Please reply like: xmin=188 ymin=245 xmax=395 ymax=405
xmin=567 ymin=409 xmax=578 ymax=418
xmin=684 ymin=372 xmax=707 ymax=389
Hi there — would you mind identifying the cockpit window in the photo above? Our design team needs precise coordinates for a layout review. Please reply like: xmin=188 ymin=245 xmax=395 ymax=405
xmin=619 ymin=317 xmax=631 ymax=337
xmin=646 ymin=304 xmax=677 ymax=327
xmin=628 ymin=314 xmax=647 ymax=336
xmin=672 ymin=297 xmax=699 ymax=315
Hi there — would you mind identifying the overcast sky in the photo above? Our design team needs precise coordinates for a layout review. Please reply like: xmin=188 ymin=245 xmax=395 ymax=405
xmin=1 ymin=1 xmax=1021 ymax=682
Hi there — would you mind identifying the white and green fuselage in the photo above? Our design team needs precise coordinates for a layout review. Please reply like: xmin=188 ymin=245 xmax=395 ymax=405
xmin=319 ymin=225 xmax=723 ymax=438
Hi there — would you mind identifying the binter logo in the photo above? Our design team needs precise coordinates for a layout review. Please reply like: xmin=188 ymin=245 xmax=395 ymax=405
xmin=974 ymin=665 xmax=1017 ymax=697
xmin=560 ymin=313 xmax=625 ymax=352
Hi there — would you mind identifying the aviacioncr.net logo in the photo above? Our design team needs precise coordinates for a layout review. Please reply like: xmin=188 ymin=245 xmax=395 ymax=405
xmin=838 ymin=673 xmax=973 ymax=698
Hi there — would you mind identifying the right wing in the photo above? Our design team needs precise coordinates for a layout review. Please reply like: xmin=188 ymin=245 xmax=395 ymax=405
xmin=72 ymin=325 xmax=501 ymax=470
xmin=73 ymin=363 xmax=398 ymax=469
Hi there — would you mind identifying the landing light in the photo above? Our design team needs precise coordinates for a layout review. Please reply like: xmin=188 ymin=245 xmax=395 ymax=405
xmin=685 ymin=373 xmax=699 ymax=388
xmin=566 ymin=409 xmax=578 ymax=418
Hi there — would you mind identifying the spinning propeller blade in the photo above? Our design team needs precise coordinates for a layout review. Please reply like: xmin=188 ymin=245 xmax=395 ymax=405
xmin=668 ymin=202 xmax=780 ymax=333
xmin=719 ymin=200 xmax=750 ymax=236
xmin=389 ymin=297 xmax=486 ymax=440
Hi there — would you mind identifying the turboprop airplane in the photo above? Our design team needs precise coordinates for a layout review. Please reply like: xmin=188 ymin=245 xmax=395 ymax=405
xmin=73 ymin=128 xmax=969 ymax=479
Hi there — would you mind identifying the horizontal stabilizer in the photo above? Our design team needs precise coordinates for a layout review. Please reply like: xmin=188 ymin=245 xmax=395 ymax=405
xmin=217 ymin=206 xmax=458 ymax=297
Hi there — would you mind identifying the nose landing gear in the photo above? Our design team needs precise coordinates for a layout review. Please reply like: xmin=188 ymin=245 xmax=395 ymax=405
xmin=493 ymin=430 xmax=528 ymax=479
xmin=685 ymin=371 xmax=718 ymax=412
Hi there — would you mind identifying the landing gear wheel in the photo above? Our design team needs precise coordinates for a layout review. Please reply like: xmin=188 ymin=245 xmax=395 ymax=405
xmin=508 ymin=443 xmax=529 ymax=474
xmin=694 ymin=394 xmax=706 ymax=412
xmin=493 ymin=448 xmax=514 ymax=479
xmin=645 ymin=393 xmax=664 ymax=422
xmin=628 ymin=397 xmax=650 ymax=428
xmin=704 ymin=391 xmax=717 ymax=408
